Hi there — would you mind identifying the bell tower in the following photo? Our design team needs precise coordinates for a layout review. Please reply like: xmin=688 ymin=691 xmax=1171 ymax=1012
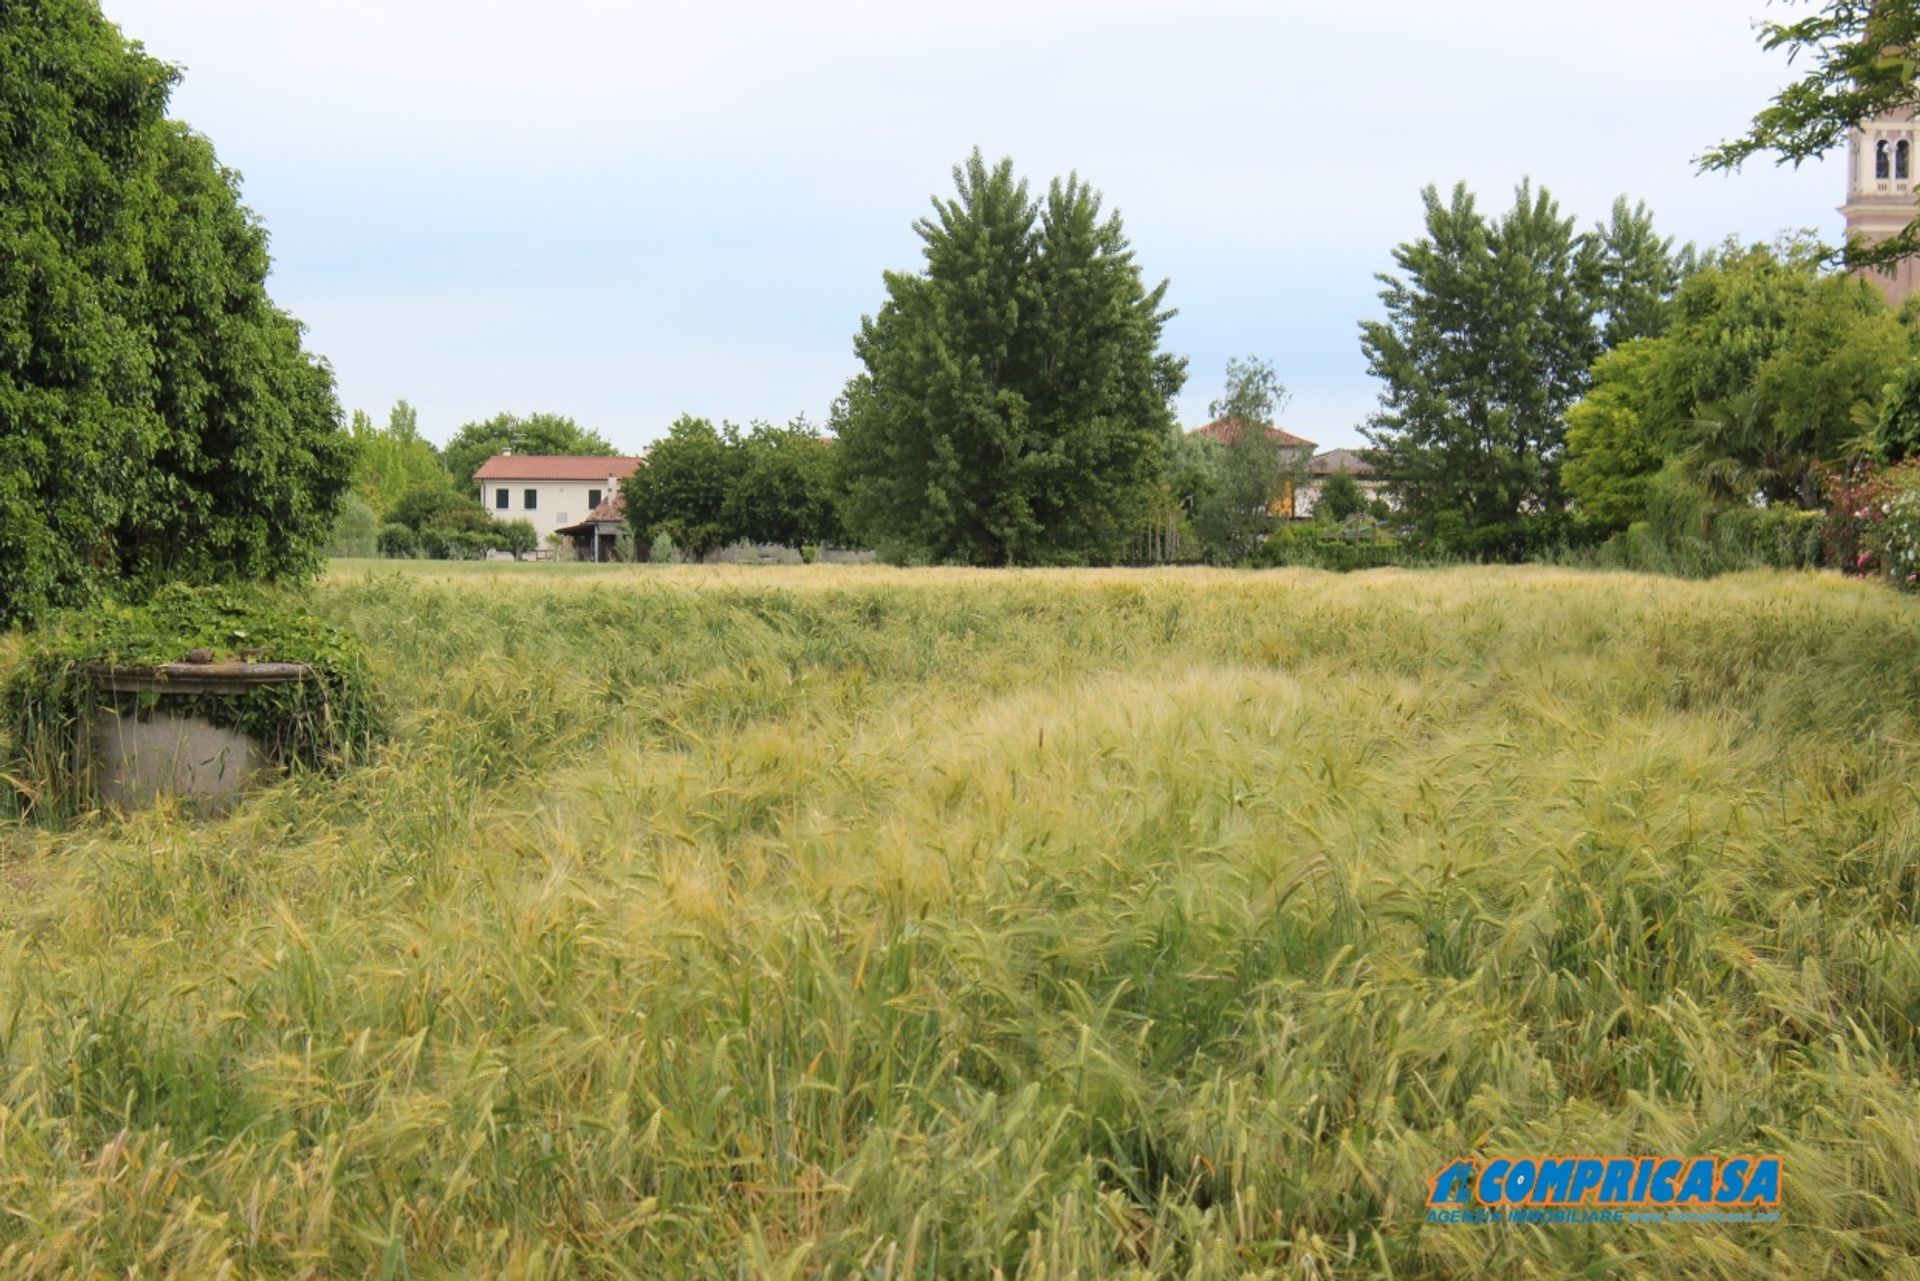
xmin=1841 ymin=105 xmax=1920 ymax=306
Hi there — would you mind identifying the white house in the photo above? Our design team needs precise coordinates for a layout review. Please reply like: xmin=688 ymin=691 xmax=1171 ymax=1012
xmin=473 ymin=452 xmax=642 ymax=539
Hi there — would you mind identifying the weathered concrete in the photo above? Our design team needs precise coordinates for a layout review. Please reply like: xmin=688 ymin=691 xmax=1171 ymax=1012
xmin=93 ymin=710 xmax=270 ymax=815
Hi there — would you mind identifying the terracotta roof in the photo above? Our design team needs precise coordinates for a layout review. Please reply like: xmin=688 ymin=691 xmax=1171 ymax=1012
xmin=1188 ymin=418 xmax=1317 ymax=450
xmin=472 ymin=454 xmax=641 ymax=482
xmin=1308 ymin=448 xmax=1376 ymax=477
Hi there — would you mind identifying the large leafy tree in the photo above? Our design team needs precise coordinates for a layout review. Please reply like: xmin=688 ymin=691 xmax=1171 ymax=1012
xmin=620 ymin=416 xmax=743 ymax=560
xmin=1645 ymin=241 xmax=1910 ymax=478
xmin=1702 ymin=2 xmax=1920 ymax=269
xmin=1 ymin=0 xmax=351 ymax=627
xmin=1360 ymin=181 xmax=1602 ymax=556
xmin=723 ymin=418 xmax=843 ymax=549
xmin=440 ymin=412 xmax=616 ymax=487
xmin=1564 ymin=239 xmax=1914 ymax=525
xmin=836 ymin=151 xmax=1185 ymax=564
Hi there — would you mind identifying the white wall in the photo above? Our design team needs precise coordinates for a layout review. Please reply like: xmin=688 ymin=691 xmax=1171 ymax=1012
xmin=478 ymin=480 xmax=614 ymax=535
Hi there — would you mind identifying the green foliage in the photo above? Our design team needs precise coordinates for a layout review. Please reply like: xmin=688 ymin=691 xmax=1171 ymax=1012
xmin=1 ymin=584 xmax=382 ymax=822
xmin=1567 ymin=240 xmax=1914 ymax=542
xmin=348 ymin=400 xmax=451 ymax=519
xmin=1583 ymin=462 xmax=1827 ymax=577
xmin=0 ymin=1 xmax=352 ymax=629
xmin=325 ymin=494 xmax=380 ymax=559
xmin=1586 ymin=196 xmax=1696 ymax=348
xmin=375 ymin=524 xmax=416 ymax=558
xmin=389 ymin=486 xmax=486 ymax=534
xmin=1361 ymin=181 xmax=1603 ymax=556
xmin=1702 ymin=2 xmax=1920 ymax=269
xmin=1188 ymin=357 xmax=1299 ymax=564
xmin=1853 ymin=462 xmax=1920 ymax=588
xmin=621 ymin=416 xmax=742 ymax=560
xmin=439 ymin=412 xmax=615 ymax=486
xmin=1564 ymin=340 xmax=1667 ymax=532
xmin=1317 ymin=470 xmax=1366 ymax=522
xmin=722 ymin=418 xmax=844 ymax=549
xmin=1646 ymin=242 xmax=1911 ymax=505
xmin=836 ymin=150 xmax=1186 ymax=565
xmin=647 ymin=531 xmax=680 ymax=564
xmin=494 ymin=519 xmax=538 ymax=560
xmin=1873 ymin=361 xmax=1920 ymax=464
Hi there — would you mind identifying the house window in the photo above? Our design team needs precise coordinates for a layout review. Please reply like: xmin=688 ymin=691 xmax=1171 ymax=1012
xmin=495 ymin=488 xmax=509 ymax=510
xmin=1878 ymin=139 xmax=1892 ymax=179
xmin=524 ymin=489 xmax=538 ymax=511
xmin=1900 ymin=140 xmax=1911 ymax=180
xmin=588 ymin=488 xmax=602 ymax=510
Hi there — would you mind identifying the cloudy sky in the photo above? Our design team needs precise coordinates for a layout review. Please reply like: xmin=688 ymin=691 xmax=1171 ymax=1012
xmin=104 ymin=0 xmax=1839 ymax=453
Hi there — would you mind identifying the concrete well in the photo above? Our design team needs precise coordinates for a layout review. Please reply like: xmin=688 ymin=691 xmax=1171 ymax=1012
xmin=82 ymin=661 xmax=312 ymax=815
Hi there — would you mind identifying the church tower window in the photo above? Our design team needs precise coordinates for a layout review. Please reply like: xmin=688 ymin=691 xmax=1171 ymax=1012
xmin=1877 ymin=139 xmax=1892 ymax=179
xmin=1899 ymin=140 xmax=1911 ymax=180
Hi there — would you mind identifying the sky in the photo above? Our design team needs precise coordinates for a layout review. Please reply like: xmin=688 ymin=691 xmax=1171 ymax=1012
xmin=103 ymin=0 xmax=1843 ymax=454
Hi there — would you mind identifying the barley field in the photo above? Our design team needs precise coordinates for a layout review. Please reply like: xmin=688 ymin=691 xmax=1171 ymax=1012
xmin=2 ymin=562 xmax=1918 ymax=1279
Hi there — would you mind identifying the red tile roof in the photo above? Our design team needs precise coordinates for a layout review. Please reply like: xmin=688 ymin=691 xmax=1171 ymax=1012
xmin=1188 ymin=418 xmax=1317 ymax=450
xmin=472 ymin=454 xmax=642 ymax=481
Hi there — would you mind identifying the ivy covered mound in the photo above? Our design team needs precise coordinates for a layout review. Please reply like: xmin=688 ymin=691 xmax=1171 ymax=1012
xmin=1 ymin=585 xmax=383 ymax=819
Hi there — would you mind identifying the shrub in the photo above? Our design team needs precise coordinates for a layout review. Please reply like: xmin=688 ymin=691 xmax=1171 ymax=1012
xmin=377 ymin=524 xmax=417 ymax=558
xmin=495 ymin=519 xmax=538 ymax=561
xmin=1850 ymin=462 xmax=1920 ymax=588
xmin=1 ymin=584 xmax=383 ymax=822
xmin=648 ymin=532 xmax=680 ymax=564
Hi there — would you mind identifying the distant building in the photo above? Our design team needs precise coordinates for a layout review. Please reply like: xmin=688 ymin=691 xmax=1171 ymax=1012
xmin=1297 ymin=447 xmax=1390 ymax=518
xmin=554 ymin=493 xmax=629 ymax=562
xmin=472 ymin=453 xmax=641 ymax=540
xmin=1187 ymin=418 xmax=1317 ymax=518
xmin=1841 ymin=103 xmax=1920 ymax=306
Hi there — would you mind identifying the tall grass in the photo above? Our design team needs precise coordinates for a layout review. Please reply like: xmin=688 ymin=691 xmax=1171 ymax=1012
xmin=1 ymin=561 xmax=1917 ymax=1278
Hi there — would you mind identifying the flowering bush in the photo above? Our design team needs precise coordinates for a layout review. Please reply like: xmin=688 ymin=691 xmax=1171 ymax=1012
xmin=1829 ymin=461 xmax=1920 ymax=589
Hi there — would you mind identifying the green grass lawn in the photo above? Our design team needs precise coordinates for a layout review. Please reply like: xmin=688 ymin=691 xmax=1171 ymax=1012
xmin=2 ymin=563 xmax=1918 ymax=1278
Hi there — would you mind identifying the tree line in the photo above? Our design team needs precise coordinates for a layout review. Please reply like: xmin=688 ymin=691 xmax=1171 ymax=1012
xmin=13 ymin=0 xmax=1920 ymax=630
xmin=326 ymin=407 xmax=618 ymax=561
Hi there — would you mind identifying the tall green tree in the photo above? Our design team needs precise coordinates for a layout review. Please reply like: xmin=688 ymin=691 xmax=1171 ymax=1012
xmin=1 ymin=0 xmax=351 ymax=627
xmin=1189 ymin=357 xmax=1298 ymax=564
xmin=1585 ymin=197 xmax=1695 ymax=348
xmin=621 ymin=416 xmax=742 ymax=560
xmin=1360 ymin=181 xmax=1600 ymax=557
xmin=1702 ymin=2 xmax=1920 ymax=270
xmin=349 ymin=399 xmax=451 ymax=517
xmin=836 ymin=151 xmax=1185 ymax=564
xmin=440 ymin=412 xmax=616 ymax=487
xmin=723 ymin=418 xmax=843 ymax=549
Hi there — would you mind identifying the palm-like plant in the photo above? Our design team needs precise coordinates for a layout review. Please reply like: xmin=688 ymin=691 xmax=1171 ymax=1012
xmin=1684 ymin=389 xmax=1819 ymax=508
